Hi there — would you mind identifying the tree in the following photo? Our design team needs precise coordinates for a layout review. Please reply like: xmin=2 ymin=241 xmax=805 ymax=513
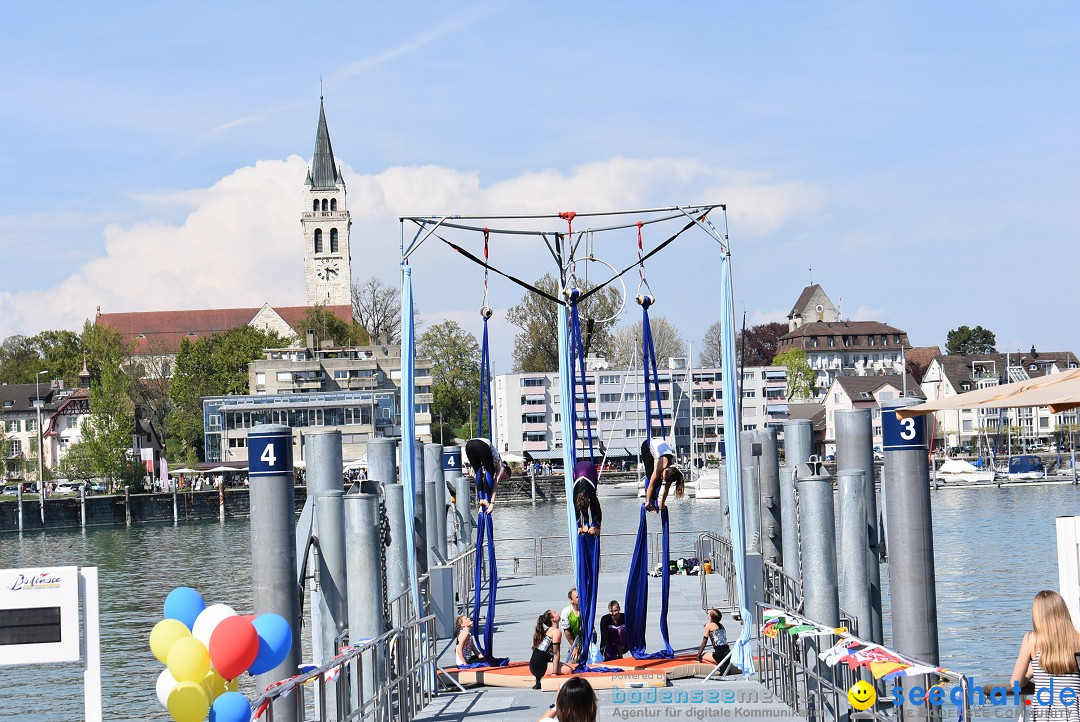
xmin=773 ymin=348 xmax=816 ymax=400
xmin=505 ymin=274 xmax=622 ymax=372
xmin=417 ymin=320 xmax=481 ymax=444
xmin=352 ymin=276 xmax=403 ymax=344
xmin=167 ymin=325 xmax=283 ymax=461
xmin=59 ymin=441 xmax=96 ymax=483
xmin=297 ymin=305 xmax=368 ymax=348
xmin=700 ymin=321 xmax=788 ymax=368
xmin=81 ymin=323 xmax=139 ymax=491
xmin=607 ymin=317 xmax=686 ymax=369
xmin=0 ymin=335 xmax=38 ymax=384
xmin=32 ymin=330 xmax=85 ymax=387
xmin=945 ymin=325 xmax=996 ymax=356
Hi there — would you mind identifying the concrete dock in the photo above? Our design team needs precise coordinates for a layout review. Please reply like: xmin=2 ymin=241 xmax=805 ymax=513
xmin=417 ymin=572 xmax=797 ymax=722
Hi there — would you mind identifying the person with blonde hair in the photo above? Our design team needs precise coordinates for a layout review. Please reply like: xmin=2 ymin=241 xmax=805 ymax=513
xmin=1010 ymin=590 xmax=1080 ymax=720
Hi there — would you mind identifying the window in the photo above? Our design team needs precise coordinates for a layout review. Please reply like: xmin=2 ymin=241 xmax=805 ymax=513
xmin=810 ymin=337 xmax=819 ymax=348
xmin=963 ymin=420 xmax=973 ymax=432
xmin=277 ymin=372 xmax=293 ymax=382
xmin=8 ymin=439 xmax=21 ymax=456
xmin=330 ymin=198 xmax=337 ymax=211
xmin=523 ymin=432 xmax=546 ymax=442
xmin=743 ymin=390 xmax=756 ymax=398
xmin=599 ymin=393 xmax=620 ymax=403
xmin=521 ymin=378 xmax=544 ymax=388
xmin=600 ymin=411 xmax=621 ymax=420
xmin=256 ymin=372 xmax=266 ymax=386
xmin=881 ymin=335 xmax=888 ymax=346
xmin=330 ymin=228 xmax=339 ymax=253
xmin=312 ymin=199 xmax=319 ymax=212
xmin=834 ymin=393 xmax=840 ymax=404
xmin=5 ymin=420 xmax=19 ymax=433
xmin=522 ymin=413 xmax=545 ymax=424
xmin=599 ymin=374 xmax=621 ymax=384
xmin=321 ymin=199 xmax=329 ymax=212
xmin=873 ymin=425 xmax=882 ymax=436
xmin=868 ymin=336 xmax=876 ymax=346
xmin=625 ymin=428 xmax=637 ymax=438
xmin=26 ymin=419 xmax=36 ymax=432
xmin=828 ymin=336 xmax=835 ymax=347
xmin=314 ymin=228 xmax=323 ymax=254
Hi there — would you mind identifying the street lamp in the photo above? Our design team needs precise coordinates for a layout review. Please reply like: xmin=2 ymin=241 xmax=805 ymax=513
xmin=34 ymin=370 xmax=48 ymax=490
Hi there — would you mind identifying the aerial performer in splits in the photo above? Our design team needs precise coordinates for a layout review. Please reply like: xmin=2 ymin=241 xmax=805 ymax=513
xmin=570 ymin=460 xmax=602 ymax=666
xmin=641 ymin=437 xmax=685 ymax=513
xmin=465 ymin=437 xmax=510 ymax=514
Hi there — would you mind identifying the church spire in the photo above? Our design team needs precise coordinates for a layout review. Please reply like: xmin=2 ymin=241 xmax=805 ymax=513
xmin=307 ymin=98 xmax=342 ymax=191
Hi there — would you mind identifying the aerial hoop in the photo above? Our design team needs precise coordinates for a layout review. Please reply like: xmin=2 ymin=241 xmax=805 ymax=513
xmin=562 ymin=255 xmax=627 ymax=324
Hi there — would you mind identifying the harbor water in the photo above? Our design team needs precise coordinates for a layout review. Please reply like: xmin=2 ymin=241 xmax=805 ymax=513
xmin=0 ymin=482 xmax=1077 ymax=719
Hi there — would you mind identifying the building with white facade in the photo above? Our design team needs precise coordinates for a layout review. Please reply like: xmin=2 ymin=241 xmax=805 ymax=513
xmin=822 ymin=374 xmax=925 ymax=456
xmin=919 ymin=349 xmax=1079 ymax=453
xmin=491 ymin=359 xmax=789 ymax=467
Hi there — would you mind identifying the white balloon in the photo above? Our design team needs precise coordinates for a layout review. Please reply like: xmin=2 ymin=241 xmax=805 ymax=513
xmin=155 ymin=668 xmax=178 ymax=708
xmin=191 ymin=603 xmax=237 ymax=648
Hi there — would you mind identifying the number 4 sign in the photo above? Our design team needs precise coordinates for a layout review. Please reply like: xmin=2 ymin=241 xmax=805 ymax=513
xmin=248 ymin=428 xmax=293 ymax=477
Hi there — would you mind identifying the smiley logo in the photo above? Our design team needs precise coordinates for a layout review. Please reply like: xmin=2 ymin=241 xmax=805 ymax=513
xmin=848 ymin=680 xmax=876 ymax=710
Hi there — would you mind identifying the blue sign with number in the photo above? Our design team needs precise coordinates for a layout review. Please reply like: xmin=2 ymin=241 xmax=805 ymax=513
xmin=443 ymin=448 xmax=462 ymax=472
xmin=882 ymin=409 xmax=927 ymax=451
xmin=248 ymin=431 xmax=293 ymax=477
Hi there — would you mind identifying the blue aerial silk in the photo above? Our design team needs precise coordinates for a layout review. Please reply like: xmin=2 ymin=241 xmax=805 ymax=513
xmin=623 ymin=297 xmax=674 ymax=659
xmin=400 ymin=264 xmax=422 ymax=618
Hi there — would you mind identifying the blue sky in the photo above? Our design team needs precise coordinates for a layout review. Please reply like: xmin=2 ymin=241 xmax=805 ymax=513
xmin=2 ymin=2 xmax=1078 ymax=372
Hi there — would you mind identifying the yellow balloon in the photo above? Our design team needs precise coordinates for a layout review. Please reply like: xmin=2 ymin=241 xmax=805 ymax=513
xmin=202 ymin=669 xmax=238 ymax=701
xmin=151 ymin=619 xmax=192 ymax=664
xmin=167 ymin=636 xmax=210 ymax=683
xmin=167 ymin=680 xmax=210 ymax=722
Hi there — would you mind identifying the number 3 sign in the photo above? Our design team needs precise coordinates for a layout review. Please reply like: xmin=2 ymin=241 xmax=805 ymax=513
xmin=882 ymin=409 xmax=927 ymax=451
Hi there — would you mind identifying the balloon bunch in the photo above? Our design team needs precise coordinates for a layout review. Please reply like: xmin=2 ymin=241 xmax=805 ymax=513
xmin=150 ymin=587 xmax=293 ymax=722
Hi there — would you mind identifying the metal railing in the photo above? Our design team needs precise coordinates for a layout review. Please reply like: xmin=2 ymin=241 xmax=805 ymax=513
xmin=249 ymin=614 xmax=437 ymax=722
xmin=757 ymin=603 xmax=970 ymax=722
xmin=762 ymin=559 xmax=802 ymax=612
xmin=697 ymin=532 xmax=738 ymax=614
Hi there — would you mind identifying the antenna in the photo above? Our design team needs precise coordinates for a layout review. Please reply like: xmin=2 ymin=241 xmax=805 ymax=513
xmin=809 ymin=267 xmax=813 ymax=284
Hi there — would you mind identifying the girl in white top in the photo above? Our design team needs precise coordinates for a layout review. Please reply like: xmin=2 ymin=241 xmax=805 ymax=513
xmin=641 ymin=438 xmax=685 ymax=512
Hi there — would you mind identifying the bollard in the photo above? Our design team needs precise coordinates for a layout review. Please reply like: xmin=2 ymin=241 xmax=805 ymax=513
xmin=753 ymin=428 xmax=783 ymax=566
xmin=413 ymin=442 xmax=428 ymax=576
xmin=424 ymin=445 xmax=444 ymax=564
xmin=248 ymin=425 xmax=302 ymax=722
xmin=306 ymin=429 xmax=349 ymax=702
xmin=797 ymin=457 xmax=839 ymax=722
xmin=426 ymin=444 xmax=449 ymax=561
xmin=344 ymin=491 xmax=384 ymax=705
xmin=17 ymin=485 xmax=23 ymax=531
xmin=881 ymin=399 xmax=940 ymax=669
xmin=218 ymin=481 xmax=225 ymax=522
xmin=741 ymin=465 xmax=761 ymax=554
xmin=367 ymin=438 xmax=397 ymax=492
xmin=383 ymin=483 xmax=409 ymax=617
xmin=838 ymin=470 xmax=871 ymax=641
xmin=79 ymin=485 xmax=86 ymax=529
xmin=172 ymin=477 xmax=178 ymax=524
xmin=453 ymin=475 xmax=472 ymax=556
xmin=125 ymin=486 xmax=131 ymax=526
xmin=781 ymin=419 xmax=812 ymax=583
xmin=834 ymin=409 xmax=883 ymax=644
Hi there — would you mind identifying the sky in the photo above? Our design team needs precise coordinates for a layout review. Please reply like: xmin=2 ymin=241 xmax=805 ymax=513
xmin=2 ymin=1 xmax=1079 ymax=373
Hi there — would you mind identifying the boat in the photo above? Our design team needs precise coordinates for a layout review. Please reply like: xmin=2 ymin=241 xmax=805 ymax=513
xmin=933 ymin=459 xmax=994 ymax=485
xmin=998 ymin=455 xmax=1046 ymax=481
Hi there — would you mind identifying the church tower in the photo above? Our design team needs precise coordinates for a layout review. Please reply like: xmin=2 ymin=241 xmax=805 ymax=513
xmin=303 ymin=99 xmax=352 ymax=307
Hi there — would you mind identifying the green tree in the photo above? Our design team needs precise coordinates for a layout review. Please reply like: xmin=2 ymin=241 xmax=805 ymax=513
xmin=608 ymin=316 xmax=686 ymax=369
xmin=417 ymin=320 xmax=480 ymax=444
xmin=945 ymin=325 xmax=997 ymax=356
xmin=0 ymin=335 xmax=38 ymax=384
xmin=352 ymin=276 xmax=402 ymax=344
xmin=297 ymin=305 xmax=368 ymax=348
xmin=32 ymin=330 xmax=85 ymax=387
xmin=59 ymin=441 xmax=96 ymax=483
xmin=81 ymin=322 xmax=140 ymax=491
xmin=506 ymin=273 xmax=622 ymax=372
xmin=167 ymin=326 xmax=283 ymax=460
xmin=773 ymin=348 xmax=816 ymax=400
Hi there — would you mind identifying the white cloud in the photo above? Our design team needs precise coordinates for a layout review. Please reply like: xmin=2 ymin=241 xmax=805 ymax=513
xmin=850 ymin=305 xmax=887 ymax=321
xmin=0 ymin=156 xmax=826 ymax=363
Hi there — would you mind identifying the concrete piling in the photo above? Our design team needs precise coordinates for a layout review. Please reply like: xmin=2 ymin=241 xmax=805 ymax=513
xmin=344 ymin=491 xmax=384 ymax=705
xmin=781 ymin=419 xmax=812 ymax=583
xmin=753 ymin=428 xmax=783 ymax=566
xmin=838 ymin=470 xmax=871 ymax=641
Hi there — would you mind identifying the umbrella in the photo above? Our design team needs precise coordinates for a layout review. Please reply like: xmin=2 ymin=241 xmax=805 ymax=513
xmin=898 ymin=367 xmax=1080 ymax=418
xmin=501 ymin=452 xmax=525 ymax=464
xmin=206 ymin=466 xmax=237 ymax=473
xmin=171 ymin=467 xmax=198 ymax=474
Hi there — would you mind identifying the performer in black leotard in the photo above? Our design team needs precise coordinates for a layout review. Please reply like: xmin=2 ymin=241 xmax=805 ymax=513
xmin=572 ymin=460 xmax=602 ymax=536
xmin=464 ymin=437 xmax=510 ymax=512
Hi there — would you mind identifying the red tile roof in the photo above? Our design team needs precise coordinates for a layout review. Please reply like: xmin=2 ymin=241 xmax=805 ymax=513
xmin=97 ymin=305 xmax=352 ymax=354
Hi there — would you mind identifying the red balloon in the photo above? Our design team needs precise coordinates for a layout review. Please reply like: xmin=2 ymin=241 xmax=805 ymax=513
xmin=208 ymin=615 xmax=259 ymax=680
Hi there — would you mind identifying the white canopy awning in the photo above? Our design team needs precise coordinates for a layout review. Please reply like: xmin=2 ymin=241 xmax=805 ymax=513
xmin=897 ymin=367 xmax=1080 ymax=418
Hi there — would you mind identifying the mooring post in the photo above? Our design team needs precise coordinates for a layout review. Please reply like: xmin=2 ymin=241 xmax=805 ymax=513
xmin=17 ymin=484 xmax=23 ymax=531
xmin=797 ymin=457 xmax=839 ymax=722
xmin=247 ymin=424 xmax=301 ymax=722
xmin=172 ymin=476 xmax=178 ymax=524
xmin=306 ymin=428 xmax=349 ymax=717
xmin=124 ymin=486 xmax=131 ymax=526
xmin=453 ymin=474 xmax=472 ymax=556
xmin=781 ymin=419 xmax=812 ymax=583
xmin=881 ymin=399 xmax=940 ymax=668
xmin=218 ymin=479 xmax=225 ymax=522
xmin=427 ymin=444 xmax=449 ymax=561
xmin=344 ymin=491 xmax=384 ymax=706
xmin=838 ymin=470 xmax=871 ymax=641
xmin=79 ymin=484 xmax=85 ymax=529
xmin=753 ymin=428 xmax=783 ymax=566
xmin=741 ymin=464 xmax=761 ymax=554
xmin=834 ymin=409 xmax=884 ymax=644
xmin=424 ymin=444 xmax=444 ymax=564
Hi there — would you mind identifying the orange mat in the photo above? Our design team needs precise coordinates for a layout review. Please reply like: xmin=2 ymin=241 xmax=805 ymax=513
xmin=444 ymin=654 xmax=715 ymax=691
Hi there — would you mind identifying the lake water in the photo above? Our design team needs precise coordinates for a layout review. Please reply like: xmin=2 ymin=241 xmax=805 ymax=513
xmin=0 ymin=483 xmax=1077 ymax=719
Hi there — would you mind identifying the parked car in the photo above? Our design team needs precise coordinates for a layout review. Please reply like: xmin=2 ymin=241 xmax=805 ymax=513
xmin=55 ymin=482 xmax=79 ymax=495
xmin=2 ymin=485 xmax=20 ymax=495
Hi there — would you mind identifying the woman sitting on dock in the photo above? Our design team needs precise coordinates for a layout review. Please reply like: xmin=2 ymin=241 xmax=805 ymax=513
xmin=696 ymin=608 xmax=737 ymax=674
xmin=641 ymin=438 xmax=684 ymax=512
xmin=529 ymin=610 xmax=572 ymax=689
xmin=1010 ymin=590 xmax=1080 ymax=721
xmin=454 ymin=615 xmax=482 ymax=666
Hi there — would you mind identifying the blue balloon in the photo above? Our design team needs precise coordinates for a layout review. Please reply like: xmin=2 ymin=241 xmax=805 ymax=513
xmin=163 ymin=587 xmax=205 ymax=631
xmin=248 ymin=613 xmax=293 ymax=675
xmin=209 ymin=691 xmax=251 ymax=722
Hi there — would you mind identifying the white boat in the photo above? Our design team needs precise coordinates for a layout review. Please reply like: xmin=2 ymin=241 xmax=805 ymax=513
xmin=691 ymin=469 xmax=724 ymax=499
xmin=933 ymin=459 xmax=994 ymax=484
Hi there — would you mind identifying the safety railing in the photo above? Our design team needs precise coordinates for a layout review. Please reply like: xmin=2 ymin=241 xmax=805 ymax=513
xmin=249 ymin=613 xmax=438 ymax=722
xmin=697 ymin=532 xmax=738 ymax=614
xmin=757 ymin=603 xmax=969 ymax=722
xmin=762 ymin=559 xmax=802 ymax=612
xmin=445 ymin=545 xmax=477 ymax=620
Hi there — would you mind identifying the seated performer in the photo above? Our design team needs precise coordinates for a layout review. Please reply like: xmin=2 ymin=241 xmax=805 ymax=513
xmin=465 ymin=437 xmax=511 ymax=512
xmin=641 ymin=438 xmax=685 ymax=512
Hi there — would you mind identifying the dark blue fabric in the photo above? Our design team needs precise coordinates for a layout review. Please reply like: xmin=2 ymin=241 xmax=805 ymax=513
xmin=478 ymin=319 xmax=492 ymax=439
xmin=623 ymin=504 xmax=674 ymax=659
xmin=471 ymin=469 xmax=503 ymax=662
xmin=573 ymin=530 xmax=600 ymax=671
xmin=569 ymin=300 xmax=595 ymax=460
